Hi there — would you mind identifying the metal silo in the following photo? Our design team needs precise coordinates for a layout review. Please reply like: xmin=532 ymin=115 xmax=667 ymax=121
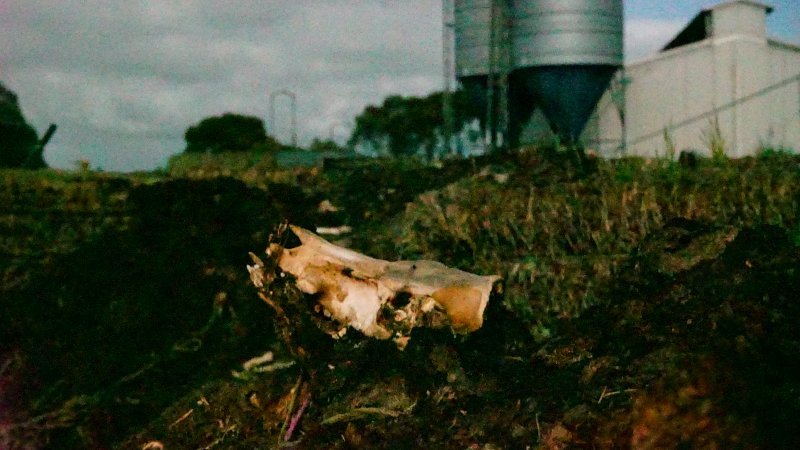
xmin=512 ymin=0 xmax=623 ymax=142
xmin=453 ymin=0 xmax=623 ymax=146
xmin=512 ymin=0 xmax=622 ymax=67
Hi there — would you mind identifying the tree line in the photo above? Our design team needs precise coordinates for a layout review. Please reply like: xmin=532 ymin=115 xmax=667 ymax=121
xmin=184 ymin=89 xmax=480 ymax=159
xmin=1 ymin=82 xmax=481 ymax=169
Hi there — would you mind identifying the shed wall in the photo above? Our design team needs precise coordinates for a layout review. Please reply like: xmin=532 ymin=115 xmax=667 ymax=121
xmin=584 ymin=38 xmax=800 ymax=157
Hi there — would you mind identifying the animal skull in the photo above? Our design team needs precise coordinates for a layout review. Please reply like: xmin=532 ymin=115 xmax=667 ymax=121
xmin=249 ymin=225 xmax=500 ymax=349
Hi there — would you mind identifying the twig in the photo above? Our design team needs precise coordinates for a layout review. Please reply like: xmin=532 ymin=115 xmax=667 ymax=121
xmin=6 ymin=395 xmax=94 ymax=431
xmin=597 ymin=386 xmax=608 ymax=404
xmin=201 ymin=423 xmax=236 ymax=450
xmin=526 ymin=184 xmax=535 ymax=222
xmin=168 ymin=408 xmax=193 ymax=429
xmin=118 ymin=360 xmax=158 ymax=385
xmin=242 ymin=351 xmax=274 ymax=371
xmin=598 ymin=386 xmax=638 ymax=404
xmin=277 ymin=375 xmax=304 ymax=446
xmin=284 ymin=394 xmax=310 ymax=442
xmin=321 ymin=407 xmax=405 ymax=425
xmin=258 ymin=292 xmax=287 ymax=318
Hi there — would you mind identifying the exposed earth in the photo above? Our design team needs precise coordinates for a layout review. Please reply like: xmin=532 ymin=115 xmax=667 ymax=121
xmin=1 ymin=149 xmax=799 ymax=449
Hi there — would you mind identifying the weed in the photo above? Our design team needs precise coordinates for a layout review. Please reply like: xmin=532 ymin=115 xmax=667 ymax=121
xmin=662 ymin=125 xmax=677 ymax=161
xmin=702 ymin=116 xmax=727 ymax=162
xmin=757 ymin=146 xmax=795 ymax=160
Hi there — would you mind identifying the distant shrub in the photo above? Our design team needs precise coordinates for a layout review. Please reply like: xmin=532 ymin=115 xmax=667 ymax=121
xmin=166 ymin=150 xmax=277 ymax=183
xmin=184 ymin=113 xmax=280 ymax=154
xmin=308 ymin=138 xmax=345 ymax=153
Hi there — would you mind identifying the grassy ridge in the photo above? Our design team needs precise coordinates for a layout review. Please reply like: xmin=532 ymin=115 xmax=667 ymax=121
xmin=386 ymin=152 xmax=799 ymax=331
xmin=1 ymin=147 xmax=799 ymax=448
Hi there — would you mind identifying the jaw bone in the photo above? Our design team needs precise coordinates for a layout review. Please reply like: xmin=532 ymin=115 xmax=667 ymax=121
xmin=253 ymin=225 xmax=500 ymax=349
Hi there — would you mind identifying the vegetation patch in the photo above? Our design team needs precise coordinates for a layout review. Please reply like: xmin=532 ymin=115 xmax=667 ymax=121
xmin=1 ymin=147 xmax=799 ymax=448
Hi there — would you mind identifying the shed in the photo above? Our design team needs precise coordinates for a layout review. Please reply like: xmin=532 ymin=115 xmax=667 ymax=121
xmin=581 ymin=0 xmax=800 ymax=157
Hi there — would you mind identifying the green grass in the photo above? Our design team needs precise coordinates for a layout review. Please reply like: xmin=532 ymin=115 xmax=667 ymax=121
xmin=376 ymin=149 xmax=800 ymax=331
xmin=3 ymin=144 xmax=799 ymax=449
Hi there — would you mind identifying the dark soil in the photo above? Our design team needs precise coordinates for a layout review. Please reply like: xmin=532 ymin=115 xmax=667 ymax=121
xmin=1 ymin=153 xmax=799 ymax=449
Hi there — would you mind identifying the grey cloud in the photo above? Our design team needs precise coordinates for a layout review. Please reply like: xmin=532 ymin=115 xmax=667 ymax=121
xmin=3 ymin=1 xmax=681 ymax=171
xmin=3 ymin=1 xmax=444 ymax=171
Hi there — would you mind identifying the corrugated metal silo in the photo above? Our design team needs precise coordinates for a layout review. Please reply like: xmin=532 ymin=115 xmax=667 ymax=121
xmin=512 ymin=0 xmax=623 ymax=142
xmin=453 ymin=0 xmax=624 ymax=145
xmin=511 ymin=0 xmax=622 ymax=67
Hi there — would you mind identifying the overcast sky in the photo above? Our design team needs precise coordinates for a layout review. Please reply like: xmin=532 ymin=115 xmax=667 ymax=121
xmin=2 ymin=1 xmax=798 ymax=172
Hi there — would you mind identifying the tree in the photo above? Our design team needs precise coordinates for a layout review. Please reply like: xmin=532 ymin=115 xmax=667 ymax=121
xmin=348 ymin=90 xmax=481 ymax=159
xmin=0 ymin=82 xmax=43 ymax=168
xmin=184 ymin=113 xmax=280 ymax=154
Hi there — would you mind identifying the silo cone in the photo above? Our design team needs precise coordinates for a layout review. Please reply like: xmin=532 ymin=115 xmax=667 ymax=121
xmin=511 ymin=0 xmax=623 ymax=144
xmin=454 ymin=0 xmax=623 ymax=147
xmin=517 ymin=65 xmax=617 ymax=142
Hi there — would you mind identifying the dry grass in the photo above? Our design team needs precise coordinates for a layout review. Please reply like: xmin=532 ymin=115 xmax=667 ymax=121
xmin=388 ymin=150 xmax=800 ymax=330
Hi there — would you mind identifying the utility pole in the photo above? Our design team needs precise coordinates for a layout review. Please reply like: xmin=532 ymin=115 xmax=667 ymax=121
xmin=485 ymin=0 xmax=497 ymax=153
xmin=442 ymin=0 xmax=456 ymax=157
xmin=485 ymin=0 xmax=510 ymax=153
xmin=496 ymin=0 xmax=511 ymax=152
xmin=269 ymin=89 xmax=298 ymax=148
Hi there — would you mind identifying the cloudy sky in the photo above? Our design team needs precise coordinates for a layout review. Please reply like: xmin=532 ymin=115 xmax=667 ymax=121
xmin=2 ymin=1 xmax=797 ymax=171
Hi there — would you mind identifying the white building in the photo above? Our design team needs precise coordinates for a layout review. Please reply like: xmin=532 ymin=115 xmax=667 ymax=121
xmin=582 ymin=0 xmax=800 ymax=158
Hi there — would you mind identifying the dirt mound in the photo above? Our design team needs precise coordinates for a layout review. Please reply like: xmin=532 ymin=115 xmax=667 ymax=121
xmin=541 ymin=221 xmax=800 ymax=449
xmin=0 ymin=177 xmax=316 ymax=448
xmin=108 ymin=220 xmax=800 ymax=450
xmin=2 ymin=153 xmax=799 ymax=448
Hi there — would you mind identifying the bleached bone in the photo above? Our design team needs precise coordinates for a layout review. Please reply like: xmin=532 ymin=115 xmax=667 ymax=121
xmin=258 ymin=225 xmax=500 ymax=348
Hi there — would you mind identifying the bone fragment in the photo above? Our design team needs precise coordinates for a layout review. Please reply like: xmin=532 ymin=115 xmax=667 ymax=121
xmin=269 ymin=225 xmax=500 ymax=347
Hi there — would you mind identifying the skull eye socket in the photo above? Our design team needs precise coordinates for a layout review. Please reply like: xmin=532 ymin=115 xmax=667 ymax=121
xmin=390 ymin=291 xmax=413 ymax=309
